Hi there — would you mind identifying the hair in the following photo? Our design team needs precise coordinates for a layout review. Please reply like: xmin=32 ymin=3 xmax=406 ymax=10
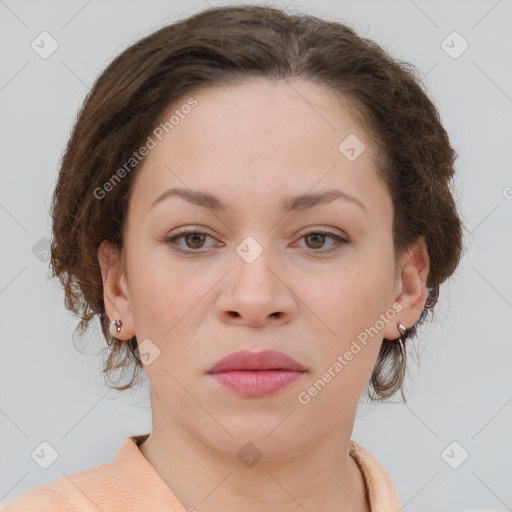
xmin=49 ymin=4 xmax=465 ymax=403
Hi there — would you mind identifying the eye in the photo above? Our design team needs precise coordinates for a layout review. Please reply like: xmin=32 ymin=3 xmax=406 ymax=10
xmin=162 ymin=227 xmax=349 ymax=256
xmin=163 ymin=228 xmax=218 ymax=254
xmin=296 ymin=229 xmax=349 ymax=253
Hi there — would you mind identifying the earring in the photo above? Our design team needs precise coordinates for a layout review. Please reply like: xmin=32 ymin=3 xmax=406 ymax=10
xmin=396 ymin=321 xmax=407 ymax=402
xmin=111 ymin=319 xmax=122 ymax=333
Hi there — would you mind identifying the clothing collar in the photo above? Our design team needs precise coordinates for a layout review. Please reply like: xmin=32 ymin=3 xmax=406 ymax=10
xmin=114 ymin=434 xmax=401 ymax=511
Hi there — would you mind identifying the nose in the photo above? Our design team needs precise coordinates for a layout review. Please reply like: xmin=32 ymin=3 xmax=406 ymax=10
xmin=216 ymin=248 xmax=297 ymax=328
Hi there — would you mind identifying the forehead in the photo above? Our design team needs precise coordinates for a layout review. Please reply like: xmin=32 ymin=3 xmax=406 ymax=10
xmin=155 ymin=78 xmax=370 ymax=161
xmin=129 ymin=78 xmax=390 ymax=220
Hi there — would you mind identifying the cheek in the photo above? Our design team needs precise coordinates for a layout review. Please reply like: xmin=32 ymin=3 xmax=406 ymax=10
xmin=306 ymin=258 xmax=394 ymax=367
xmin=300 ymin=275 xmax=386 ymax=407
xmin=313 ymin=268 xmax=375 ymax=330
xmin=126 ymin=245 xmax=186 ymax=335
xmin=127 ymin=245 xmax=213 ymax=367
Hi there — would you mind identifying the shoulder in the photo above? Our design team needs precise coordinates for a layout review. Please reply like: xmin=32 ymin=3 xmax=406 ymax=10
xmin=349 ymin=440 xmax=402 ymax=509
xmin=0 ymin=460 xmax=126 ymax=511
xmin=0 ymin=485 xmax=74 ymax=511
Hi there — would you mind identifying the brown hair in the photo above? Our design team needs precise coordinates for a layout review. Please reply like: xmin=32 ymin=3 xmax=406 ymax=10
xmin=49 ymin=4 xmax=465 ymax=402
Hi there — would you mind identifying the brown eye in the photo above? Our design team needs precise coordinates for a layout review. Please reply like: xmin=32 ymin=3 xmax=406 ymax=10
xmin=163 ymin=229 xmax=217 ymax=254
xmin=305 ymin=233 xmax=327 ymax=249
xmin=298 ymin=230 xmax=349 ymax=253
xmin=183 ymin=232 xmax=207 ymax=249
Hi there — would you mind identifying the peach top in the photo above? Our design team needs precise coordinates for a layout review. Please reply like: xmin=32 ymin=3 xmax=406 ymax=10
xmin=0 ymin=433 xmax=401 ymax=511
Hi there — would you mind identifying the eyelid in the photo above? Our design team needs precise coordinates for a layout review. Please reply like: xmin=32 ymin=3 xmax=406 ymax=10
xmin=296 ymin=226 xmax=349 ymax=239
xmin=168 ymin=225 xmax=349 ymax=240
xmin=162 ymin=227 xmax=220 ymax=254
xmin=292 ymin=228 xmax=349 ymax=252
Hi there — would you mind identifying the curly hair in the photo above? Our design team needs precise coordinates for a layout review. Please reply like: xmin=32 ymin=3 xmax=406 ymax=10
xmin=49 ymin=4 xmax=465 ymax=402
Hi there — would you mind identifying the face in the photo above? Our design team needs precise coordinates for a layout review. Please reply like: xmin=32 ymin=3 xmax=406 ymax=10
xmin=99 ymin=78 xmax=427 ymax=460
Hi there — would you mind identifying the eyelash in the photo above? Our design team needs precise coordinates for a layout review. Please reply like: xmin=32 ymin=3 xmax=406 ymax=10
xmin=162 ymin=228 xmax=349 ymax=255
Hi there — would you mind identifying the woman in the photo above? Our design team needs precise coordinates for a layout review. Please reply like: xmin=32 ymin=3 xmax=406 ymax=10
xmin=1 ymin=4 xmax=463 ymax=511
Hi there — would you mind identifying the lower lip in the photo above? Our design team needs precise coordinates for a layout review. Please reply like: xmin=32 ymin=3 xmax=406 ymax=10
xmin=209 ymin=370 xmax=305 ymax=398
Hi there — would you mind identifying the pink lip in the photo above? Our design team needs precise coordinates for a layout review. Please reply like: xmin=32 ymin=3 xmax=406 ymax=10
xmin=207 ymin=349 xmax=306 ymax=373
xmin=207 ymin=350 xmax=307 ymax=398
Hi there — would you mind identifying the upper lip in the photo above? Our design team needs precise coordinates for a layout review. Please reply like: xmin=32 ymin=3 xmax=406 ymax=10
xmin=207 ymin=349 xmax=306 ymax=373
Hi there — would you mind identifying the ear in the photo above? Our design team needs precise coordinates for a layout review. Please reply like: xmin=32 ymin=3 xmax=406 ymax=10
xmin=383 ymin=235 xmax=430 ymax=340
xmin=97 ymin=240 xmax=135 ymax=340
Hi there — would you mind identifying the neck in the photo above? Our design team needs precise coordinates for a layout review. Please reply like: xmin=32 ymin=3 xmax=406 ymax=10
xmin=138 ymin=402 xmax=370 ymax=512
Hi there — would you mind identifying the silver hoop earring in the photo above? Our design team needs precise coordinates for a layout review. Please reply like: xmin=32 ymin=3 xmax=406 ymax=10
xmin=396 ymin=321 xmax=407 ymax=402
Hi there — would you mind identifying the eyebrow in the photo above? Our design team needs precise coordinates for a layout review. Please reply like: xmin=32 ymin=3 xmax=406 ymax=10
xmin=149 ymin=187 xmax=367 ymax=214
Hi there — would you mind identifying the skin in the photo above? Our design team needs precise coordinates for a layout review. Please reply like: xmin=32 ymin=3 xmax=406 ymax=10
xmin=98 ymin=78 xmax=429 ymax=512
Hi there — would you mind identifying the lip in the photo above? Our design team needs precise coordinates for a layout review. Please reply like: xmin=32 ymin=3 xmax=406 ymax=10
xmin=207 ymin=349 xmax=306 ymax=373
xmin=207 ymin=350 xmax=307 ymax=398
xmin=209 ymin=370 xmax=305 ymax=398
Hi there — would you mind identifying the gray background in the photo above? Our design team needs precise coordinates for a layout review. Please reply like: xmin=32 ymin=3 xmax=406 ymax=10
xmin=1 ymin=0 xmax=511 ymax=510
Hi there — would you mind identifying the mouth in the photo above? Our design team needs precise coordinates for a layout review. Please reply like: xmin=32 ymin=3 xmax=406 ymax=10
xmin=209 ymin=370 xmax=305 ymax=398
xmin=206 ymin=349 xmax=307 ymax=398
xmin=206 ymin=349 xmax=306 ymax=374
